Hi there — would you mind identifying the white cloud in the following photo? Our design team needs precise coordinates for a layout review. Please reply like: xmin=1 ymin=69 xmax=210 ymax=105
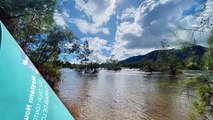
xmin=53 ymin=10 xmax=67 ymax=28
xmin=57 ymin=0 xmax=212 ymax=62
xmin=70 ymin=0 xmax=121 ymax=35
xmin=69 ymin=18 xmax=110 ymax=35
xmin=118 ymin=6 xmax=137 ymax=20
xmin=74 ymin=0 xmax=117 ymax=26
xmin=62 ymin=10 xmax=70 ymax=18
xmin=111 ymin=43 xmax=155 ymax=60
xmin=112 ymin=0 xmax=205 ymax=60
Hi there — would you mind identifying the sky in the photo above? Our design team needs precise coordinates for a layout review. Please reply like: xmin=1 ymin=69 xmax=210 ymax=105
xmin=54 ymin=0 xmax=213 ymax=63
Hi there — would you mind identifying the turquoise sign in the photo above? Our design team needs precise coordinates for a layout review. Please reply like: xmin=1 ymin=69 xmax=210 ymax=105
xmin=0 ymin=21 xmax=74 ymax=120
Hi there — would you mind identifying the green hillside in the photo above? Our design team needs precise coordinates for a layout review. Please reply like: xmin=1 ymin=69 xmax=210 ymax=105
xmin=120 ymin=45 xmax=206 ymax=71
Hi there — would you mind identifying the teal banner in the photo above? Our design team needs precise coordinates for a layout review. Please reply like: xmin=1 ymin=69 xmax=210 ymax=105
xmin=0 ymin=21 xmax=74 ymax=120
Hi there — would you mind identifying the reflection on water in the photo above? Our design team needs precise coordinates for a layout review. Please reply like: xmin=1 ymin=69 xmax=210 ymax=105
xmin=58 ymin=68 xmax=194 ymax=120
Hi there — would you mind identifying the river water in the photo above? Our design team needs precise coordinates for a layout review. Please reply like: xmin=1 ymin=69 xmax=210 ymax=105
xmin=58 ymin=68 xmax=197 ymax=120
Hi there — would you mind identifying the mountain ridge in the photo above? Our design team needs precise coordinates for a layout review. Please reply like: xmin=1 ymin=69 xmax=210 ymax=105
xmin=120 ymin=45 xmax=206 ymax=64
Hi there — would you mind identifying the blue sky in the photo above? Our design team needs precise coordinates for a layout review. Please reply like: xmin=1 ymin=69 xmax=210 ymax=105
xmin=54 ymin=0 xmax=211 ymax=63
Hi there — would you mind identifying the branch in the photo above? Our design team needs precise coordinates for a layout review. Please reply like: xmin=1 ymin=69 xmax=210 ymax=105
xmin=0 ymin=14 xmax=25 ymax=19
xmin=41 ymin=49 xmax=57 ymax=65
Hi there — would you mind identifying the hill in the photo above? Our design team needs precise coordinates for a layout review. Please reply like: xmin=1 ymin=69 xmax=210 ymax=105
xmin=120 ymin=45 xmax=206 ymax=69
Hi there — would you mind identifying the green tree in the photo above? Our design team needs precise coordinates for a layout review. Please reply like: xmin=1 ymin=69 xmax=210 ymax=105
xmin=74 ymin=40 xmax=94 ymax=72
xmin=78 ymin=40 xmax=92 ymax=65
xmin=0 ymin=1 xmax=78 ymax=89
xmin=140 ymin=60 xmax=156 ymax=72
xmin=178 ymin=1 xmax=213 ymax=119
xmin=0 ymin=0 xmax=56 ymax=37
xmin=155 ymin=53 xmax=167 ymax=72
xmin=205 ymin=32 xmax=213 ymax=71
xmin=160 ymin=39 xmax=180 ymax=75
xmin=105 ymin=55 xmax=122 ymax=71
xmin=27 ymin=27 xmax=76 ymax=88
xmin=184 ymin=34 xmax=213 ymax=118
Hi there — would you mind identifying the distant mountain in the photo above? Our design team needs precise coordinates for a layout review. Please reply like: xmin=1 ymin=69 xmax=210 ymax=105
xmin=120 ymin=45 xmax=206 ymax=64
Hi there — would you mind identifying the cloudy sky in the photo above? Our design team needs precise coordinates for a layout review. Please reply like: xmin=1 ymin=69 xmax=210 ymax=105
xmin=54 ymin=0 xmax=212 ymax=63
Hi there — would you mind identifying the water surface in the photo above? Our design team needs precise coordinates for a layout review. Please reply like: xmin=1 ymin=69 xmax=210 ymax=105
xmin=58 ymin=69 xmax=195 ymax=120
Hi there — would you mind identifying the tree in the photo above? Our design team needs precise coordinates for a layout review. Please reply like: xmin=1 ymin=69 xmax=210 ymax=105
xmin=0 ymin=1 xmax=78 ymax=89
xmin=27 ymin=27 xmax=76 ymax=88
xmin=160 ymin=39 xmax=180 ymax=74
xmin=105 ymin=55 xmax=121 ymax=71
xmin=80 ymin=40 xmax=91 ymax=65
xmin=140 ymin=60 xmax=156 ymax=72
xmin=75 ymin=40 xmax=93 ymax=65
xmin=0 ymin=0 xmax=56 ymax=36
xmin=74 ymin=40 xmax=94 ymax=72
xmin=205 ymin=31 xmax=213 ymax=71
xmin=184 ymin=33 xmax=213 ymax=119
xmin=179 ymin=1 xmax=213 ymax=119
xmin=155 ymin=53 xmax=167 ymax=72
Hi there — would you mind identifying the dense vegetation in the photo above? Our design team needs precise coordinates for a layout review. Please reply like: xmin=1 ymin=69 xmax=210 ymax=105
xmin=181 ymin=33 xmax=213 ymax=120
xmin=179 ymin=1 xmax=213 ymax=119
xmin=63 ymin=62 xmax=122 ymax=72
xmin=121 ymin=45 xmax=206 ymax=73
xmin=63 ymin=54 xmax=122 ymax=72
xmin=0 ymin=0 xmax=77 ymax=89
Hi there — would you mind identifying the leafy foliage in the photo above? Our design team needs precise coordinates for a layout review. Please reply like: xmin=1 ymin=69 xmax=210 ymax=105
xmin=77 ymin=40 xmax=93 ymax=64
xmin=0 ymin=0 xmax=77 ymax=89
xmin=0 ymin=0 xmax=55 ymax=36
xmin=104 ymin=55 xmax=121 ymax=71
xmin=205 ymin=31 xmax=213 ymax=71
xmin=181 ymin=33 xmax=213 ymax=120
xmin=27 ymin=27 xmax=76 ymax=88
xmin=158 ymin=40 xmax=180 ymax=74
xmin=140 ymin=60 xmax=156 ymax=72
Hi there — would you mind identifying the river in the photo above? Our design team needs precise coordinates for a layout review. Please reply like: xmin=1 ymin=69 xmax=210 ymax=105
xmin=57 ymin=68 xmax=198 ymax=120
